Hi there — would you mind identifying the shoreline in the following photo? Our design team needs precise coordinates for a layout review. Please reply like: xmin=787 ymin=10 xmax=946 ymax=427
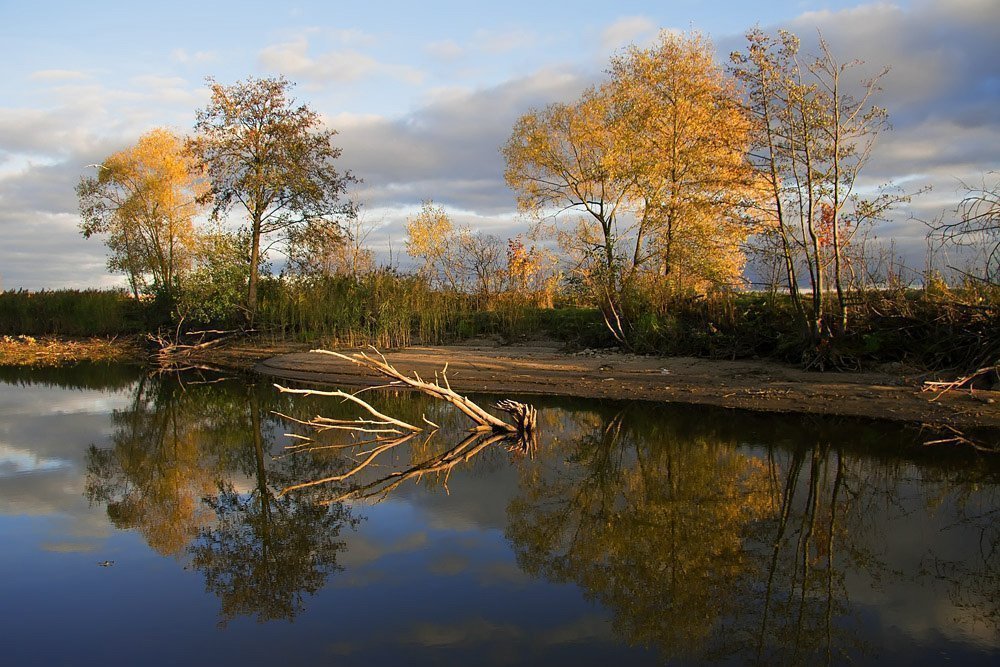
xmin=248 ymin=342 xmax=1000 ymax=437
xmin=3 ymin=335 xmax=997 ymax=438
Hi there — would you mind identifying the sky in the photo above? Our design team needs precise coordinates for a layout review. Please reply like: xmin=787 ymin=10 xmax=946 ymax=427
xmin=1 ymin=0 xmax=997 ymax=289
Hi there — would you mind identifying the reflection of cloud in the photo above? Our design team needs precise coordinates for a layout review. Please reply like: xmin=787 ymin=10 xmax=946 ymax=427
xmin=477 ymin=561 xmax=530 ymax=587
xmin=0 ymin=444 xmax=70 ymax=477
xmin=404 ymin=617 xmax=522 ymax=647
xmin=42 ymin=541 xmax=98 ymax=553
xmin=338 ymin=530 xmax=428 ymax=568
xmin=427 ymin=553 xmax=468 ymax=576
xmin=540 ymin=614 xmax=615 ymax=645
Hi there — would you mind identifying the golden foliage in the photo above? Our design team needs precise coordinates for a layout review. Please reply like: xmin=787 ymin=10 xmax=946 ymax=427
xmin=77 ymin=128 xmax=206 ymax=296
xmin=504 ymin=31 xmax=761 ymax=307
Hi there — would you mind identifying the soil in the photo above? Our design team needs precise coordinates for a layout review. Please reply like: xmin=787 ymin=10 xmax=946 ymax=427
xmin=240 ymin=339 xmax=1000 ymax=440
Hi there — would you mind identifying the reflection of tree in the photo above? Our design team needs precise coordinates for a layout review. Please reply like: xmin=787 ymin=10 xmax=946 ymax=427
xmin=85 ymin=375 xmax=224 ymax=555
xmin=919 ymin=469 xmax=1000 ymax=635
xmin=749 ymin=445 xmax=858 ymax=664
xmin=189 ymin=386 xmax=356 ymax=625
xmin=85 ymin=374 xmax=356 ymax=624
xmin=504 ymin=405 xmax=896 ymax=663
xmin=506 ymin=406 xmax=777 ymax=658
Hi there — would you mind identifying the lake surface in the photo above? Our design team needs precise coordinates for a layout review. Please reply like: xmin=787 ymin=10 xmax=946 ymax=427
xmin=1 ymin=363 xmax=998 ymax=665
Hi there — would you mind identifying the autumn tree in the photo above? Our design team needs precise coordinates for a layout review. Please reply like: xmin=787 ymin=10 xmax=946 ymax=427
xmin=77 ymin=128 xmax=204 ymax=299
xmin=405 ymin=200 xmax=517 ymax=303
xmin=504 ymin=31 xmax=757 ymax=344
xmin=608 ymin=31 xmax=759 ymax=293
xmin=189 ymin=76 xmax=356 ymax=322
xmin=731 ymin=30 xmax=897 ymax=343
xmin=503 ymin=86 xmax=633 ymax=339
xmin=405 ymin=200 xmax=460 ymax=290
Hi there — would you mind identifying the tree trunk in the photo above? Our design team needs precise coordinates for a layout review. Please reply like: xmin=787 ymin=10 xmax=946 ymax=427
xmin=247 ymin=218 xmax=262 ymax=325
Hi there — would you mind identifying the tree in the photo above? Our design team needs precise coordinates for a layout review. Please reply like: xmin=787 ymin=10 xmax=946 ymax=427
xmin=608 ymin=31 xmax=759 ymax=293
xmin=504 ymin=31 xmax=757 ymax=344
xmin=189 ymin=76 xmax=357 ymax=322
xmin=405 ymin=200 xmax=459 ymax=290
xmin=286 ymin=206 xmax=377 ymax=277
xmin=731 ymin=30 xmax=896 ymax=343
xmin=503 ymin=85 xmax=634 ymax=340
xmin=77 ymin=128 xmax=204 ymax=299
xmin=928 ymin=173 xmax=1000 ymax=285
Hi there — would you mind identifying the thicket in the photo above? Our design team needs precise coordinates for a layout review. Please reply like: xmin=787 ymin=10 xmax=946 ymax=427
xmin=0 ymin=289 xmax=161 ymax=336
xmin=2 ymin=280 xmax=995 ymax=375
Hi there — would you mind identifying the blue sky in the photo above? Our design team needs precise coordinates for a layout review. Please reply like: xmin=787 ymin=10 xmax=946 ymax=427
xmin=1 ymin=0 xmax=997 ymax=289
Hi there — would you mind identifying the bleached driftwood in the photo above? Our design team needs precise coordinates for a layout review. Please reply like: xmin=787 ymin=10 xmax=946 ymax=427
xmin=272 ymin=348 xmax=539 ymax=499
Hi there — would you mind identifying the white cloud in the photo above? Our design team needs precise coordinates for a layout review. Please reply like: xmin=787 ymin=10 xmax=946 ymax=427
xmin=29 ymin=69 xmax=90 ymax=82
xmin=169 ymin=48 xmax=216 ymax=65
xmin=600 ymin=15 xmax=657 ymax=52
xmin=259 ymin=37 xmax=424 ymax=85
xmin=425 ymin=39 xmax=464 ymax=61
xmin=474 ymin=28 xmax=536 ymax=54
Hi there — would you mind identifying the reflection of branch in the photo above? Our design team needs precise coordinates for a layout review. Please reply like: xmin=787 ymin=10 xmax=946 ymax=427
xmin=273 ymin=349 xmax=539 ymax=501
xmin=318 ymin=431 xmax=512 ymax=505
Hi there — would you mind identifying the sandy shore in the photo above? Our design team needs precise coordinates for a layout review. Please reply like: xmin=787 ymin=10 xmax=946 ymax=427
xmin=248 ymin=341 xmax=1000 ymax=437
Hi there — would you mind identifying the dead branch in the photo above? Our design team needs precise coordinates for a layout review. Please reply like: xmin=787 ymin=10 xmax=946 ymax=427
xmin=309 ymin=348 xmax=517 ymax=432
xmin=271 ymin=349 xmax=540 ymax=501
xmin=273 ymin=385 xmax=422 ymax=432
xmin=922 ymin=365 xmax=999 ymax=401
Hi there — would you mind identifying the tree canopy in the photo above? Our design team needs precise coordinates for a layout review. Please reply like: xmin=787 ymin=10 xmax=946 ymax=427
xmin=77 ymin=128 xmax=204 ymax=298
xmin=189 ymin=76 xmax=357 ymax=320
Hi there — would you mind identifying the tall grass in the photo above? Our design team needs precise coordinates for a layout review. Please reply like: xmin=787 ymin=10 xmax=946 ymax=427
xmin=0 ymin=289 xmax=152 ymax=336
xmin=5 ymin=278 xmax=994 ymax=375
xmin=254 ymin=270 xmax=563 ymax=347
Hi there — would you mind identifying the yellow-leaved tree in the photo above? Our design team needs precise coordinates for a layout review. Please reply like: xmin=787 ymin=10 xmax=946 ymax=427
xmin=77 ymin=128 xmax=205 ymax=299
xmin=504 ymin=31 xmax=759 ymax=345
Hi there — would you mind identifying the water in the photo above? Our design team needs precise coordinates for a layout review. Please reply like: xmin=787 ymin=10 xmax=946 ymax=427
xmin=1 ymin=363 xmax=998 ymax=665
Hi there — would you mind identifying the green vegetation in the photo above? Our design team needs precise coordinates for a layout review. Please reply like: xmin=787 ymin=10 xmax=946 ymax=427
xmin=0 ymin=289 xmax=156 ymax=336
xmin=2 ymin=280 xmax=995 ymax=374
xmin=10 ymin=30 xmax=989 ymax=374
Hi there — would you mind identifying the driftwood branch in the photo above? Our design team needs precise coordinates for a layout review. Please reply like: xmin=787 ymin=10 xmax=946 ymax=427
xmin=273 ymin=386 xmax=422 ymax=432
xmin=272 ymin=348 xmax=540 ymax=500
xmin=922 ymin=365 xmax=999 ymax=401
xmin=309 ymin=349 xmax=514 ymax=431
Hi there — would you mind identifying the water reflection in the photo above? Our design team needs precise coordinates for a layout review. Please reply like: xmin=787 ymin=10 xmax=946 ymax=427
xmin=85 ymin=377 xmax=358 ymax=624
xmin=7 ymin=366 xmax=993 ymax=662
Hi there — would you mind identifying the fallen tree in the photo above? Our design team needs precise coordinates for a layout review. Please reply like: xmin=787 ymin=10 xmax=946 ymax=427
xmin=272 ymin=348 xmax=538 ymax=501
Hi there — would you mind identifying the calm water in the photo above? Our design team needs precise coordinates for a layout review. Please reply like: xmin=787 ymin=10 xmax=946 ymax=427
xmin=1 ymin=363 xmax=998 ymax=665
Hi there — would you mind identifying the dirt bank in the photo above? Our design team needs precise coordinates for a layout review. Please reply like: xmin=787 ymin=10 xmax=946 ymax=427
xmin=249 ymin=342 xmax=1000 ymax=438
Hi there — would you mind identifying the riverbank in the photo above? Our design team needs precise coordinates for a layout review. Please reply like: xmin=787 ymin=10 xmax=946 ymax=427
xmin=5 ymin=334 xmax=996 ymax=440
xmin=246 ymin=341 xmax=1000 ymax=439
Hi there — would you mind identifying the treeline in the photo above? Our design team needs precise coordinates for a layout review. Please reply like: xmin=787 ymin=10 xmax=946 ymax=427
xmin=41 ymin=27 xmax=999 ymax=372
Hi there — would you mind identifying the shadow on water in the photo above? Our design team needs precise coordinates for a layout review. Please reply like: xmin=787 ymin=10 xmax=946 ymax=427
xmin=70 ymin=367 xmax=1000 ymax=661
